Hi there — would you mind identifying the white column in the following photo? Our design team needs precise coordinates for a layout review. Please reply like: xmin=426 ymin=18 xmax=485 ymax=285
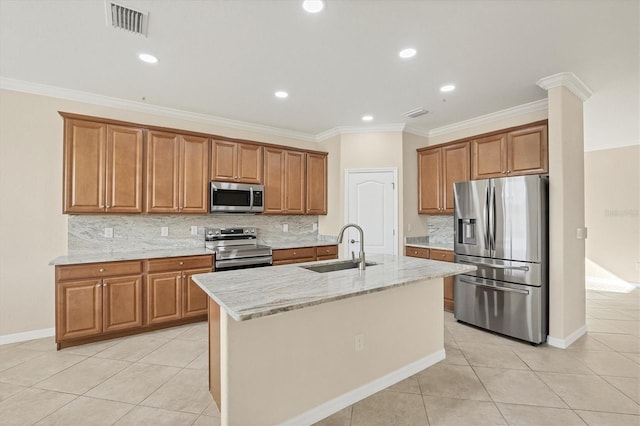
xmin=537 ymin=72 xmax=592 ymax=348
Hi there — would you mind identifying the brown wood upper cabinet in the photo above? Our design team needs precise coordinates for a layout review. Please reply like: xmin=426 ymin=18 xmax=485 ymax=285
xmin=211 ymin=140 xmax=263 ymax=184
xmin=471 ymin=124 xmax=548 ymax=179
xmin=263 ymin=147 xmax=306 ymax=214
xmin=418 ymin=142 xmax=470 ymax=214
xmin=306 ymin=153 xmax=328 ymax=215
xmin=146 ymin=131 xmax=209 ymax=214
xmin=63 ymin=119 xmax=144 ymax=213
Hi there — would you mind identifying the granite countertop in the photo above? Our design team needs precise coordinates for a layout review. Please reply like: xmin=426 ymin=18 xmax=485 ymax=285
xmin=49 ymin=248 xmax=215 ymax=266
xmin=405 ymin=236 xmax=454 ymax=251
xmin=192 ymin=254 xmax=475 ymax=322
xmin=50 ymin=238 xmax=338 ymax=266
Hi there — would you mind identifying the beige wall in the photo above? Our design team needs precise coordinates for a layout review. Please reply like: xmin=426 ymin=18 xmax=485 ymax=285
xmin=402 ymin=132 xmax=429 ymax=238
xmin=585 ymin=145 xmax=640 ymax=283
xmin=317 ymin=135 xmax=342 ymax=236
xmin=0 ymin=89 xmax=317 ymax=337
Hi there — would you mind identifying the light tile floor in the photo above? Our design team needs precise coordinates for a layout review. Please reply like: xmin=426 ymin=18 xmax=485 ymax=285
xmin=0 ymin=289 xmax=638 ymax=425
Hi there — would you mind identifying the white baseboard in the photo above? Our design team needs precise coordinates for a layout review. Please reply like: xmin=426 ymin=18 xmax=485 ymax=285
xmin=281 ymin=349 xmax=446 ymax=426
xmin=547 ymin=324 xmax=587 ymax=349
xmin=0 ymin=328 xmax=55 ymax=345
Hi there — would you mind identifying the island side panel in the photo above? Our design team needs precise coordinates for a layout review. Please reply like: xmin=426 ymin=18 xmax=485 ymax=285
xmin=208 ymin=298 xmax=221 ymax=408
xmin=220 ymin=277 xmax=444 ymax=425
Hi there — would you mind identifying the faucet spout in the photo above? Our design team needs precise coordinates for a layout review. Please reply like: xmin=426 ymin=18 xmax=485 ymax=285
xmin=336 ymin=223 xmax=366 ymax=271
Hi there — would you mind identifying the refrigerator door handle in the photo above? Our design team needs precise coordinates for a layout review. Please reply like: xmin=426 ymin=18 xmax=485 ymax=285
xmin=459 ymin=278 xmax=530 ymax=295
xmin=458 ymin=260 xmax=530 ymax=271
xmin=484 ymin=186 xmax=491 ymax=250
xmin=490 ymin=184 xmax=496 ymax=252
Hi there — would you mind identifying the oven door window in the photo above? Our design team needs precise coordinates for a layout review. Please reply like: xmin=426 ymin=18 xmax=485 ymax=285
xmin=213 ymin=189 xmax=251 ymax=207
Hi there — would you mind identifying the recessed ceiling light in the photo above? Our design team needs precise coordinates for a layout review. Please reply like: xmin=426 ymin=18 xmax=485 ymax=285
xmin=440 ymin=84 xmax=456 ymax=92
xmin=302 ymin=0 xmax=324 ymax=13
xmin=138 ymin=53 xmax=158 ymax=64
xmin=399 ymin=48 xmax=417 ymax=59
xmin=275 ymin=91 xmax=289 ymax=99
xmin=362 ymin=115 xmax=373 ymax=122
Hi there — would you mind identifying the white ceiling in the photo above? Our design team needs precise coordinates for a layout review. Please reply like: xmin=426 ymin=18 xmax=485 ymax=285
xmin=0 ymin=0 xmax=638 ymax=143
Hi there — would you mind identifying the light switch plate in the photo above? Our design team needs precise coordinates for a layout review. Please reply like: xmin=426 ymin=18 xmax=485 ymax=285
xmin=283 ymin=224 xmax=289 ymax=232
xmin=576 ymin=227 xmax=588 ymax=240
xmin=161 ymin=227 xmax=169 ymax=237
xmin=312 ymin=223 xmax=318 ymax=231
xmin=190 ymin=226 xmax=198 ymax=235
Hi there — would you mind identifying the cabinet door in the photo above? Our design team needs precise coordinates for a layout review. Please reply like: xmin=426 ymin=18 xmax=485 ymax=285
xmin=146 ymin=272 xmax=182 ymax=324
xmin=182 ymin=268 xmax=211 ymax=318
xmin=418 ymin=148 xmax=442 ymax=214
xmin=285 ymin=150 xmax=306 ymax=214
xmin=103 ymin=275 xmax=143 ymax=332
xmin=507 ymin=125 xmax=548 ymax=176
xmin=263 ymin=147 xmax=286 ymax=213
xmin=306 ymin=153 xmax=327 ymax=214
xmin=442 ymin=142 xmax=470 ymax=213
xmin=56 ymin=279 xmax=102 ymax=341
xmin=63 ymin=119 xmax=106 ymax=213
xmin=471 ymin=133 xmax=507 ymax=179
xmin=146 ymin=131 xmax=180 ymax=213
xmin=105 ymin=125 xmax=144 ymax=213
xmin=237 ymin=143 xmax=263 ymax=184
xmin=211 ymin=140 xmax=237 ymax=182
xmin=179 ymin=135 xmax=209 ymax=214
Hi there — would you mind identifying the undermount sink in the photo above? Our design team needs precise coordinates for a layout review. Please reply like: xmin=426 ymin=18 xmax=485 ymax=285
xmin=301 ymin=260 xmax=378 ymax=273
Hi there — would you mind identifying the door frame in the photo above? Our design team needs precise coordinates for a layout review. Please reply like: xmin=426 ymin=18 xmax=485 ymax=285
xmin=344 ymin=168 xmax=399 ymax=256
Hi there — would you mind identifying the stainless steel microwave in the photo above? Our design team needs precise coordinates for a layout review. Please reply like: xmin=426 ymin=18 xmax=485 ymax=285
xmin=210 ymin=182 xmax=264 ymax=213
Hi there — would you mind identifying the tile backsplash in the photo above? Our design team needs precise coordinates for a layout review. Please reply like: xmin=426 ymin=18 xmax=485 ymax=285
xmin=427 ymin=215 xmax=454 ymax=245
xmin=68 ymin=214 xmax=318 ymax=254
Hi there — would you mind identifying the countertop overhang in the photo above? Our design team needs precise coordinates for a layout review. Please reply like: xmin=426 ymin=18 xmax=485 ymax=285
xmin=192 ymin=254 xmax=475 ymax=322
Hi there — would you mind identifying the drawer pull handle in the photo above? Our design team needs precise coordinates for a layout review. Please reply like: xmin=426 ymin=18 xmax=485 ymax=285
xmin=99 ymin=268 xmax=105 ymax=272
xmin=179 ymin=261 xmax=184 ymax=265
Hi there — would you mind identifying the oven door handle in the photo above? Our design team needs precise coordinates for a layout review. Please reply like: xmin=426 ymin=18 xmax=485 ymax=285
xmin=459 ymin=278 xmax=530 ymax=295
xmin=216 ymin=256 xmax=272 ymax=269
xmin=458 ymin=259 xmax=529 ymax=271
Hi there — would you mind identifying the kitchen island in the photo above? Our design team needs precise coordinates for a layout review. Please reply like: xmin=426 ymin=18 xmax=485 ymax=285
xmin=192 ymin=254 xmax=475 ymax=425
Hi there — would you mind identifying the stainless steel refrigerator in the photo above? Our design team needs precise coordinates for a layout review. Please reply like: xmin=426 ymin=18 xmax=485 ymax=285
xmin=453 ymin=175 xmax=548 ymax=344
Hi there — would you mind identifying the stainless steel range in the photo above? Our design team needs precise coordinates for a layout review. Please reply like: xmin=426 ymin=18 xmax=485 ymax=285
xmin=205 ymin=227 xmax=272 ymax=270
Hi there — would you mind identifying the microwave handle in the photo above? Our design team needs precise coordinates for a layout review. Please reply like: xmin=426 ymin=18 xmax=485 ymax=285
xmin=249 ymin=187 xmax=254 ymax=209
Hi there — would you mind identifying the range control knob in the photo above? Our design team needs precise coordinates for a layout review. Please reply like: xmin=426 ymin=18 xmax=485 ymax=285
xmin=214 ymin=230 xmax=220 ymax=235
xmin=244 ymin=229 xmax=250 ymax=234
xmin=250 ymin=228 xmax=256 ymax=234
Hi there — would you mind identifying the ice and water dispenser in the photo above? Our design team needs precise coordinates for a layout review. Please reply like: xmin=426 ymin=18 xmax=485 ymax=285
xmin=457 ymin=218 xmax=476 ymax=245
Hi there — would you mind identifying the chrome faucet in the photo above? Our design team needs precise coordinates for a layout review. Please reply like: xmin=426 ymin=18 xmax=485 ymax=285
xmin=336 ymin=223 xmax=366 ymax=270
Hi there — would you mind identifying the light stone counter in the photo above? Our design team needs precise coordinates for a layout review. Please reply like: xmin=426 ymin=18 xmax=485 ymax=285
xmin=269 ymin=238 xmax=338 ymax=250
xmin=192 ymin=254 xmax=475 ymax=322
xmin=405 ymin=236 xmax=454 ymax=251
xmin=49 ymin=248 xmax=213 ymax=266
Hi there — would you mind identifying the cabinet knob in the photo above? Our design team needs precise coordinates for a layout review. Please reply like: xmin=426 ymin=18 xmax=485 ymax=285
xmin=177 ymin=275 xmax=181 ymax=279
xmin=293 ymin=252 xmax=297 ymax=255
xmin=103 ymin=282 xmax=109 ymax=287
xmin=502 ymin=171 xmax=507 ymax=174
xmin=179 ymin=261 xmax=184 ymax=265
xmin=95 ymin=283 xmax=101 ymax=288
xmin=106 ymin=205 xmax=111 ymax=209
xmin=99 ymin=205 xmax=105 ymax=209
xmin=99 ymin=268 xmax=105 ymax=272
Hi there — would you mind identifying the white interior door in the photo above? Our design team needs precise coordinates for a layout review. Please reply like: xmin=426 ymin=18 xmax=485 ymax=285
xmin=345 ymin=169 xmax=397 ymax=256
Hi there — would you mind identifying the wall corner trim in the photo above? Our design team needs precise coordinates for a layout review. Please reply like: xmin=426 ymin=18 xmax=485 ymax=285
xmin=0 ymin=327 xmax=55 ymax=346
xmin=536 ymin=72 xmax=593 ymax=102
xmin=281 ymin=349 xmax=445 ymax=426
xmin=547 ymin=324 xmax=588 ymax=349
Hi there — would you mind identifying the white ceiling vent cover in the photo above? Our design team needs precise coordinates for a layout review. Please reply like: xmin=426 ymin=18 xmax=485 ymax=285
xmin=106 ymin=2 xmax=148 ymax=36
xmin=402 ymin=108 xmax=429 ymax=119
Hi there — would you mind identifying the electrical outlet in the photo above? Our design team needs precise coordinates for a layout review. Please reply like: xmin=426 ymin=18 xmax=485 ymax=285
xmin=190 ymin=226 xmax=198 ymax=235
xmin=355 ymin=333 xmax=364 ymax=352
xmin=161 ymin=227 xmax=169 ymax=237
xmin=312 ymin=223 xmax=318 ymax=231
xmin=104 ymin=228 xmax=113 ymax=238
xmin=283 ymin=224 xmax=289 ymax=232
xmin=576 ymin=227 xmax=588 ymax=240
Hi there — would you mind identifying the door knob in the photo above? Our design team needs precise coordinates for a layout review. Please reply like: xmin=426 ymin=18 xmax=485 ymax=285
xmin=350 ymin=239 xmax=359 ymax=244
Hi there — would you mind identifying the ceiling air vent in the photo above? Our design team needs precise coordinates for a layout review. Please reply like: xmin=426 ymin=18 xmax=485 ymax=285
xmin=106 ymin=2 xmax=148 ymax=36
xmin=403 ymin=108 xmax=429 ymax=119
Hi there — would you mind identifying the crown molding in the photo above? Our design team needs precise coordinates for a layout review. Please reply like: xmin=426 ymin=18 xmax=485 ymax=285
xmin=402 ymin=125 xmax=430 ymax=138
xmin=316 ymin=123 xmax=409 ymax=142
xmin=427 ymin=99 xmax=548 ymax=138
xmin=0 ymin=77 xmax=318 ymax=143
xmin=536 ymin=72 xmax=592 ymax=102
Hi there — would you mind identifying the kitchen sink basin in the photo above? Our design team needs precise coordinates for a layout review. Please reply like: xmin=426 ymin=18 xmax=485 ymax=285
xmin=301 ymin=260 xmax=378 ymax=273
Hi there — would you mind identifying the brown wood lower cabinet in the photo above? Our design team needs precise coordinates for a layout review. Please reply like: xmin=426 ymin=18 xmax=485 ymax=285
xmin=405 ymin=246 xmax=455 ymax=312
xmin=55 ymin=255 xmax=213 ymax=350
xmin=272 ymin=245 xmax=338 ymax=265
xmin=56 ymin=261 xmax=143 ymax=344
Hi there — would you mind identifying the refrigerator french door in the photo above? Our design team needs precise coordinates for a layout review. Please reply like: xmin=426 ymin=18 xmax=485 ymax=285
xmin=453 ymin=175 xmax=548 ymax=344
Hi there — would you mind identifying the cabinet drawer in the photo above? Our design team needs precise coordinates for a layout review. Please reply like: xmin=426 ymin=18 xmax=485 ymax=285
xmin=315 ymin=245 xmax=338 ymax=258
xmin=430 ymin=249 xmax=454 ymax=262
xmin=57 ymin=261 xmax=143 ymax=281
xmin=405 ymin=246 xmax=430 ymax=259
xmin=272 ymin=247 xmax=316 ymax=262
xmin=146 ymin=255 xmax=213 ymax=273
